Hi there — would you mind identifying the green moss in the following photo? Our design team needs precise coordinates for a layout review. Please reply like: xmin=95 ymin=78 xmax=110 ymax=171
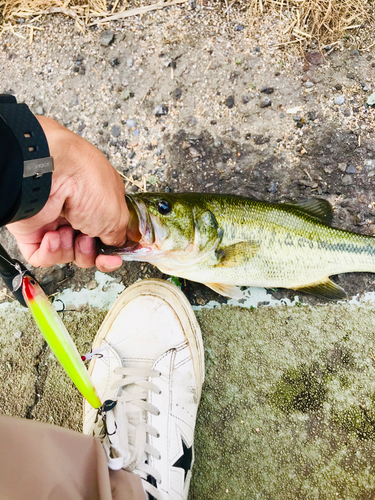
xmin=270 ymin=362 xmax=328 ymax=413
xmin=332 ymin=404 xmax=375 ymax=441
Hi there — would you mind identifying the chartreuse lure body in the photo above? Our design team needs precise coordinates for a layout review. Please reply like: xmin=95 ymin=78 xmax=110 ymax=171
xmin=22 ymin=276 xmax=101 ymax=409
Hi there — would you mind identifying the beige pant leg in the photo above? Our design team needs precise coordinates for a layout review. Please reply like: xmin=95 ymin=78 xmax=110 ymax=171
xmin=0 ymin=415 xmax=146 ymax=500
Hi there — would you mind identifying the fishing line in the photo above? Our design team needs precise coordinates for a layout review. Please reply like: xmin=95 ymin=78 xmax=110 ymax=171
xmin=81 ymin=337 xmax=129 ymax=362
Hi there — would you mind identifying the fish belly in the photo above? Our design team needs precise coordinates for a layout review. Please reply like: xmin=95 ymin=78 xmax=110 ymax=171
xmin=157 ymin=221 xmax=375 ymax=289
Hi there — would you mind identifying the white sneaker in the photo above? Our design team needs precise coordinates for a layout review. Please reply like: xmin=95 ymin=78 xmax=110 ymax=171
xmin=83 ymin=279 xmax=205 ymax=500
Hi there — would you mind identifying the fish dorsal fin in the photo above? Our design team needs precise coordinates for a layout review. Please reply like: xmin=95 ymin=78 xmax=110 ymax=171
xmin=283 ymin=199 xmax=334 ymax=225
xmin=215 ymin=240 xmax=260 ymax=268
xmin=295 ymin=278 xmax=346 ymax=300
xmin=204 ymin=283 xmax=244 ymax=299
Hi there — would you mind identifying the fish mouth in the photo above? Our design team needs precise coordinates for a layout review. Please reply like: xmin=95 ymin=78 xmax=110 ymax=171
xmin=99 ymin=195 xmax=156 ymax=258
xmin=126 ymin=194 xmax=155 ymax=247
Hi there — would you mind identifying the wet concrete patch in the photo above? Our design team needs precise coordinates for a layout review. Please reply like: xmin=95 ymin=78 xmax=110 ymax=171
xmin=191 ymin=303 xmax=375 ymax=500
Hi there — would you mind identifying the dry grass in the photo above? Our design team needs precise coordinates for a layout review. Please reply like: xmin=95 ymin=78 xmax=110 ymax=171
xmin=0 ymin=0 xmax=373 ymax=46
xmin=245 ymin=0 xmax=373 ymax=47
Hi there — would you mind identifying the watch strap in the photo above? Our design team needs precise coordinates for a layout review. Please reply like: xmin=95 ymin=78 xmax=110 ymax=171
xmin=0 ymin=95 xmax=53 ymax=222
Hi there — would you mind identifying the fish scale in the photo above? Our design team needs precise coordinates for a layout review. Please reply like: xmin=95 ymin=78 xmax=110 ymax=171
xmin=101 ymin=193 xmax=375 ymax=300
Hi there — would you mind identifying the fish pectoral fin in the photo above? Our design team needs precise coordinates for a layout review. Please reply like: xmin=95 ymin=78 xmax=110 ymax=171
xmin=284 ymin=199 xmax=334 ymax=225
xmin=204 ymin=283 xmax=244 ymax=299
xmin=215 ymin=240 xmax=260 ymax=268
xmin=294 ymin=278 xmax=346 ymax=300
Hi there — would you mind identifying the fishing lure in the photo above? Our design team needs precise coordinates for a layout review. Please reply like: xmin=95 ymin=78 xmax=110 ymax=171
xmin=21 ymin=276 xmax=101 ymax=409
xmin=0 ymin=245 xmax=101 ymax=408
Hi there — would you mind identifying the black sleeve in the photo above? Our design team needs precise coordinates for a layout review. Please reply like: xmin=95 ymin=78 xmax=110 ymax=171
xmin=0 ymin=118 xmax=23 ymax=226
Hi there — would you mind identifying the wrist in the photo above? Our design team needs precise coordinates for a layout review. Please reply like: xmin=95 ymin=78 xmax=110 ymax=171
xmin=36 ymin=117 xmax=79 ymax=184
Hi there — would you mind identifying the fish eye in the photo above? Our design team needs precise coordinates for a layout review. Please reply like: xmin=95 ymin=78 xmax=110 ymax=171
xmin=157 ymin=200 xmax=172 ymax=215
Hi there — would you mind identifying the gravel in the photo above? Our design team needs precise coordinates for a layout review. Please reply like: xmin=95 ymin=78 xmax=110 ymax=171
xmin=225 ymin=96 xmax=235 ymax=108
xmin=126 ymin=118 xmax=137 ymax=128
xmin=111 ymin=126 xmax=121 ymax=137
xmin=334 ymin=96 xmax=345 ymax=105
xmin=100 ymin=30 xmax=115 ymax=46
xmin=154 ymin=104 xmax=168 ymax=116
xmin=260 ymin=96 xmax=272 ymax=108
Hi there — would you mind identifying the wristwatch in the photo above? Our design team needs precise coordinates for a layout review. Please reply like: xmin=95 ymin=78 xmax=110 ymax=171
xmin=0 ymin=94 xmax=54 ymax=222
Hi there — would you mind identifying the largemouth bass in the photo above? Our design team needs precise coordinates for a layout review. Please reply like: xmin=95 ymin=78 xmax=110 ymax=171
xmin=101 ymin=193 xmax=375 ymax=299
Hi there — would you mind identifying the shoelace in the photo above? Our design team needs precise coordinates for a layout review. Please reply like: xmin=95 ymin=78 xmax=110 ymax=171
xmin=100 ymin=366 xmax=164 ymax=500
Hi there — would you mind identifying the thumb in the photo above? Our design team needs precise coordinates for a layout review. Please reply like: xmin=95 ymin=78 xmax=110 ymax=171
xmin=97 ymin=199 xmax=129 ymax=248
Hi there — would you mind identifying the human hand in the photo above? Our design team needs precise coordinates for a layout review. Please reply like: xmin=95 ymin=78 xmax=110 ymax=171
xmin=7 ymin=117 xmax=128 ymax=272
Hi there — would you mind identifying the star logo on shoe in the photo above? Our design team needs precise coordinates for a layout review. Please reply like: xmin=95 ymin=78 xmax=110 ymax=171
xmin=172 ymin=435 xmax=193 ymax=483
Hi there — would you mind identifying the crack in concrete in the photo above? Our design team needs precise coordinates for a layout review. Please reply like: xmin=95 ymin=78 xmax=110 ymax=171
xmin=25 ymin=341 xmax=49 ymax=419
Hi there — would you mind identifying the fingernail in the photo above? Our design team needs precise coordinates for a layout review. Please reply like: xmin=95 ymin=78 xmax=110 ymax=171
xmin=78 ymin=236 xmax=94 ymax=254
xmin=102 ymin=265 xmax=118 ymax=272
xmin=49 ymin=235 xmax=60 ymax=252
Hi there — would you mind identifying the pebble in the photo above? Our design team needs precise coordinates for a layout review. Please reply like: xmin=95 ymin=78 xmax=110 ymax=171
xmin=307 ymin=111 xmax=317 ymax=121
xmin=100 ymin=30 xmax=114 ymax=46
xmin=304 ymin=81 xmax=314 ymax=88
xmin=342 ymin=175 xmax=353 ymax=185
xmin=129 ymin=151 xmax=136 ymax=159
xmin=235 ymin=24 xmax=244 ymax=32
xmin=154 ymin=103 xmax=168 ymax=116
xmin=13 ymin=330 xmax=22 ymax=339
xmin=126 ymin=118 xmax=137 ymax=128
xmin=253 ymin=134 xmax=269 ymax=145
xmin=259 ymin=96 xmax=271 ymax=108
xmin=346 ymin=165 xmax=357 ymax=174
xmin=242 ymin=95 xmax=250 ymax=104
xmin=86 ymin=280 xmax=98 ymax=290
xmin=127 ymin=57 xmax=134 ymax=67
xmin=261 ymin=86 xmax=274 ymax=94
xmin=364 ymin=159 xmax=375 ymax=171
xmin=334 ymin=96 xmax=345 ymax=105
xmin=334 ymin=83 xmax=342 ymax=91
xmin=268 ymin=181 xmax=278 ymax=194
xmin=111 ymin=125 xmax=121 ymax=137
xmin=77 ymin=122 xmax=86 ymax=133
xmin=352 ymin=49 xmax=360 ymax=56
xmin=172 ymin=88 xmax=182 ymax=100
xmin=225 ymin=96 xmax=235 ymax=108
xmin=347 ymin=73 xmax=355 ymax=79
xmin=35 ymin=105 xmax=44 ymax=115
xmin=186 ymin=116 xmax=197 ymax=126
xmin=111 ymin=58 xmax=121 ymax=67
